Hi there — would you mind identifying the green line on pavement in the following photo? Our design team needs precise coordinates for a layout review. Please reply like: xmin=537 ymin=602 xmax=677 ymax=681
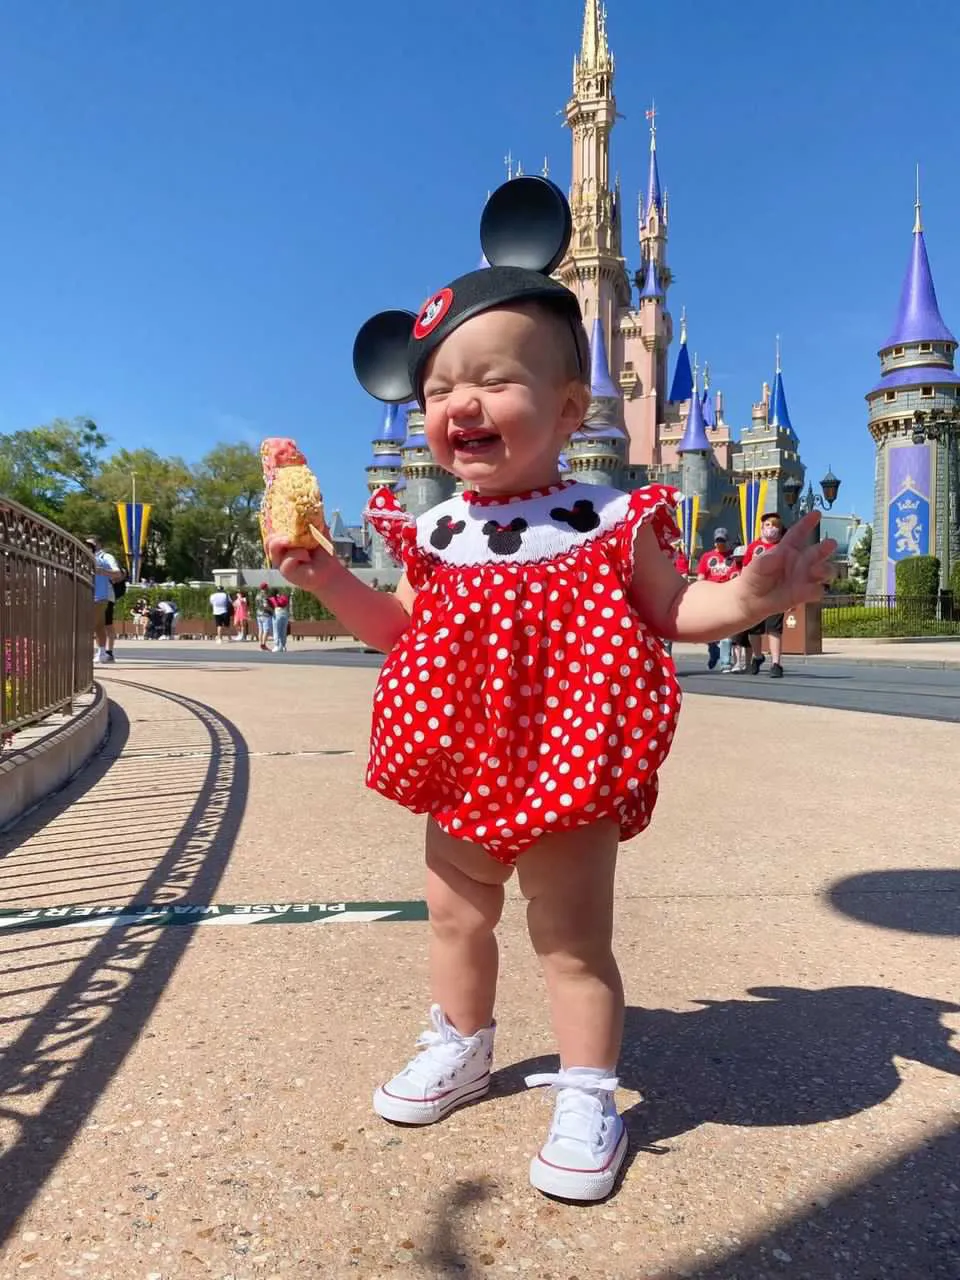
xmin=0 ymin=901 xmax=428 ymax=934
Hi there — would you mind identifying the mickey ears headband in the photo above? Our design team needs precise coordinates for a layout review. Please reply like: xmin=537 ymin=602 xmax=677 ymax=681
xmin=352 ymin=176 xmax=579 ymax=406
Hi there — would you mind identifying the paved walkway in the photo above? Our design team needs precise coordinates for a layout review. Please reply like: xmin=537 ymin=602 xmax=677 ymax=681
xmin=0 ymin=659 xmax=957 ymax=1278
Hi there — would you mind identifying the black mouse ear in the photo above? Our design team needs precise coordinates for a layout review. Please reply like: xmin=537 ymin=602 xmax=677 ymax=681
xmin=352 ymin=310 xmax=417 ymax=403
xmin=480 ymin=176 xmax=573 ymax=275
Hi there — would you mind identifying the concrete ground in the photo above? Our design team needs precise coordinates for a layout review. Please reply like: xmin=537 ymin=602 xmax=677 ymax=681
xmin=0 ymin=655 xmax=957 ymax=1279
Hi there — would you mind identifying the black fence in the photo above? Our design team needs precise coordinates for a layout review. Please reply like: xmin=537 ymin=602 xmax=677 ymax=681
xmin=1 ymin=499 xmax=94 ymax=736
xmin=822 ymin=593 xmax=959 ymax=638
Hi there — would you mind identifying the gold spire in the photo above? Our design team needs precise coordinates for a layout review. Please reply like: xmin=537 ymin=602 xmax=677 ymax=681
xmin=680 ymin=305 xmax=687 ymax=344
xmin=576 ymin=0 xmax=612 ymax=80
xmin=775 ymin=333 xmax=782 ymax=375
xmin=914 ymin=162 xmax=923 ymax=233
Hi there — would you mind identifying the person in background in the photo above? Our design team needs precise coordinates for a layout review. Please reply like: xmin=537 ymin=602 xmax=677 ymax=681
xmin=209 ymin=587 xmax=232 ymax=644
xmin=728 ymin=546 xmax=750 ymax=673
xmin=158 ymin=597 xmax=177 ymax=640
xmin=232 ymin=591 xmax=250 ymax=641
xmin=269 ymin=589 xmax=290 ymax=652
xmin=744 ymin=513 xmax=788 ymax=678
xmin=255 ymin=583 xmax=274 ymax=650
xmin=132 ymin=597 xmax=149 ymax=639
xmin=696 ymin=528 xmax=742 ymax=673
xmin=85 ymin=536 xmax=124 ymax=665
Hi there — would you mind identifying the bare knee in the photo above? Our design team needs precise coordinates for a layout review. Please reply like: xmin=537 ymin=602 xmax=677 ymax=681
xmin=425 ymin=826 xmax=512 ymax=940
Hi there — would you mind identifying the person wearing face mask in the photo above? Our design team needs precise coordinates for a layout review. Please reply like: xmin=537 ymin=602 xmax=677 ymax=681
xmin=696 ymin=528 xmax=741 ymax=672
xmin=742 ymin=513 xmax=787 ymax=677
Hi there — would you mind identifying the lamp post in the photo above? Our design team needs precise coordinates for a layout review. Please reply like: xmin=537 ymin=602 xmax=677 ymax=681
xmin=911 ymin=405 xmax=960 ymax=589
xmin=782 ymin=468 xmax=842 ymax=544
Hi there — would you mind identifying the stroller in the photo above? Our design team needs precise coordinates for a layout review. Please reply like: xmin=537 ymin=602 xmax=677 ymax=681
xmin=145 ymin=605 xmax=165 ymax=640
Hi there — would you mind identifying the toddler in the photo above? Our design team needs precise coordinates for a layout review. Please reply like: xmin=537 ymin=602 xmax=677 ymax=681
xmin=269 ymin=178 xmax=835 ymax=1201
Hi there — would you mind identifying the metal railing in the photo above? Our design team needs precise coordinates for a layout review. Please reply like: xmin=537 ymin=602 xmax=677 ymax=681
xmin=1 ymin=498 xmax=94 ymax=736
xmin=822 ymin=592 xmax=959 ymax=637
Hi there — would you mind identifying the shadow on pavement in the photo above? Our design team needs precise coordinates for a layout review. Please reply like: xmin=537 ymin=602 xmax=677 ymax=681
xmin=684 ymin=1123 xmax=960 ymax=1279
xmin=489 ymin=985 xmax=960 ymax=1271
xmin=828 ymin=868 xmax=960 ymax=937
xmin=0 ymin=682 xmax=249 ymax=1242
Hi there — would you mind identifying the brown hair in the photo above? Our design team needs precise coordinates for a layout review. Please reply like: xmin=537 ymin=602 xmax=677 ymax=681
xmin=760 ymin=512 xmax=783 ymax=528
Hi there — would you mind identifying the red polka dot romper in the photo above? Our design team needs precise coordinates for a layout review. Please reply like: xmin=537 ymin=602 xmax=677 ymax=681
xmin=364 ymin=479 xmax=683 ymax=864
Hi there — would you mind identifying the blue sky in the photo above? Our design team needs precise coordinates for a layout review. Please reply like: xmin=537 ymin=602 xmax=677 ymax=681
xmin=1 ymin=0 xmax=957 ymax=523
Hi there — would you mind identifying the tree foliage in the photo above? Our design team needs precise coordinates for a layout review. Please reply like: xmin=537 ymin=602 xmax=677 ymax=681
xmin=848 ymin=524 xmax=872 ymax=590
xmin=1 ymin=418 xmax=265 ymax=582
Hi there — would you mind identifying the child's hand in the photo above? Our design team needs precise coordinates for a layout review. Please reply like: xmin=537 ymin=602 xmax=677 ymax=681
xmin=739 ymin=512 xmax=837 ymax=614
xmin=267 ymin=535 xmax=338 ymax=593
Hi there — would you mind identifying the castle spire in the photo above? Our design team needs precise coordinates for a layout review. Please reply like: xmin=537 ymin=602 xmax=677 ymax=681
xmin=701 ymin=362 xmax=716 ymax=427
xmin=645 ymin=104 xmax=662 ymax=217
xmin=884 ymin=184 xmax=956 ymax=348
xmin=578 ymin=0 xmax=611 ymax=71
xmin=588 ymin=317 xmax=620 ymax=398
xmin=638 ymin=255 xmax=660 ymax=300
xmin=768 ymin=335 xmax=794 ymax=432
xmin=668 ymin=307 xmax=693 ymax=402
xmin=677 ymin=370 xmax=710 ymax=453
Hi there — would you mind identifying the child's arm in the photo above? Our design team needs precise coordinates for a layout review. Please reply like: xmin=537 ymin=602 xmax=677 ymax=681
xmin=268 ymin=538 xmax=413 ymax=653
xmin=629 ymin=513 xmax=835 ymax=642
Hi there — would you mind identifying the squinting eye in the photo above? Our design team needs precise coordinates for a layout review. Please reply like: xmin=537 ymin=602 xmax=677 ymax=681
xmin=482 ymin=379 xmax=505 ymax=388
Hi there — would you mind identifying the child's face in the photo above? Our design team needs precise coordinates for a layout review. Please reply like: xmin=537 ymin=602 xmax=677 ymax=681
xmin=761 ymin=520 xmax=782 ymax=543
xmin=421 ymin=305 xmax=589 ymax=495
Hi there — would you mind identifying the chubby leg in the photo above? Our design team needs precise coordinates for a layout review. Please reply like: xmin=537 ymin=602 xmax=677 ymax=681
xmin=516 ymin=820 xmax=622 ymax=1069
xmin=518 ymin=820 xmax=627 ymax=1200
xmin=373 ymin=821 xmax=513 ymax=1127
xmin=425 ymin=818 xmax=514 ymax=1034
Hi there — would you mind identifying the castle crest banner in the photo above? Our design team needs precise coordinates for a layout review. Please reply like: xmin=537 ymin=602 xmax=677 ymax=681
xmin=885 ymin=443 xmax=933 ymax=592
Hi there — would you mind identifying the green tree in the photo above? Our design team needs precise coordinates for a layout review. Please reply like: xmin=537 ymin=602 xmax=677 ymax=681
xmin=0 ymin=418 xmax=105 ymax=519
xmin=167 ymin=443 xmax=263 ymax=580
xmin=848 ymin=524 xmax=872 ymax=591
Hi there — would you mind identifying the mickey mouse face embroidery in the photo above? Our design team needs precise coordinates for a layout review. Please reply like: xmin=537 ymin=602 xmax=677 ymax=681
xmin=482 ymin=518 xmax=528 ymax=556
xmin=430 ymin=515 xmax=466 ymax=551
xmin=551 ymin=500 xmax=600 ymax=533
xmin=413 ymin=288 xmax=454 ymax=341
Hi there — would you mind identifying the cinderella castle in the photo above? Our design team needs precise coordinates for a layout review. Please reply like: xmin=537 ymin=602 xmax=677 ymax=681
xmin=352 ymin=0 xmax=809 ymax=581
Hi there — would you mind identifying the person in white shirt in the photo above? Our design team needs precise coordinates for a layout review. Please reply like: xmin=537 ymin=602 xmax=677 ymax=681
xmin=209 ymin=589 xmax=231 ymax=644
xmin=85 ymin=536 xmax=124 ymax=664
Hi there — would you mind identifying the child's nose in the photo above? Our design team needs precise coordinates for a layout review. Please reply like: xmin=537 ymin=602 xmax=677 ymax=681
xmin=447 ymin=386 xmax=482 ymax=418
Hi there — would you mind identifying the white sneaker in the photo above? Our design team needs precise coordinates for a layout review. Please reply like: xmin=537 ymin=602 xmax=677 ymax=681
xmin=373 ymin=1004 xmax=494 ymax=1125
xmin=526 ymin=1068 xmax=627 ymax=1201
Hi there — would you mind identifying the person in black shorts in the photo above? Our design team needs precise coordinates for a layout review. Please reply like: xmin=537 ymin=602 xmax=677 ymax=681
xmin=742 ymin=513 xmax=787 ymax=678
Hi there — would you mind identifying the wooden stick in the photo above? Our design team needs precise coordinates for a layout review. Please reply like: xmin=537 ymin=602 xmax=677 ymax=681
xmin=308 ymin=523 xmax=335 ymax=556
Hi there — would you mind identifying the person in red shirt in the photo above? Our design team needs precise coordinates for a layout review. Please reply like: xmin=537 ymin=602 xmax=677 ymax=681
xmin=696 ymin=527 xmax=740 ymax=670
xmin=743 ymin=513 xmax=786 ymax=677
xmin=672 ymin=540 xmax=690 ymax=578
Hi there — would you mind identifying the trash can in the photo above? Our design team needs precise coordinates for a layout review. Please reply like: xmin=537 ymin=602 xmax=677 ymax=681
xmin=779 ymin=602 xmax=822 ymax=656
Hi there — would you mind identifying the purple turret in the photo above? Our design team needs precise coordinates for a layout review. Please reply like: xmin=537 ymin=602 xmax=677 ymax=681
xmin=669 ymin=309 xmax=693 ymax=402
xmin=701 ymin=365 xmax=717 ymax=428
xmin=677 ymin=372 xmax=710 ymax=453
xmin=638 ymin=256 xmax=660 ymax=301
xmin=589 ymin=318 xmax=620 ymax=398
xmin=883 ymin=201 xmax=956 ymax=350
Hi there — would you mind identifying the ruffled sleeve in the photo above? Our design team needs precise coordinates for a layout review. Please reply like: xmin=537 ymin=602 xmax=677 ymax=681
xmin=607 ymin=484 xmax=681 ymax=585
xmin=364 ymin=487 xmax=431 ymax=588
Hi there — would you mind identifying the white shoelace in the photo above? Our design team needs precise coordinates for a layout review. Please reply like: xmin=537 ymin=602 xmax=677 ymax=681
xmin=526 ymin=1070 xmax=619 ymax=1148
xmin=400 ymin=1004 xmax=478 ymax=1086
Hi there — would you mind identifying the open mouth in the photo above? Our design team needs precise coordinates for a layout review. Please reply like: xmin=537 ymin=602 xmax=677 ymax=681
xmin=451 ymin=429 xmax=501 ymax=455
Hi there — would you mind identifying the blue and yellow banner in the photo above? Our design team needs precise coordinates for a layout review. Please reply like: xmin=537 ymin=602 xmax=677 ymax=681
xmin=116 ymin=503 xmax=151 ymax=583
xmin=676 ymin=494 xmax=700 ymax=564
xmin=738 ymin=479 xmax=768 ymax=544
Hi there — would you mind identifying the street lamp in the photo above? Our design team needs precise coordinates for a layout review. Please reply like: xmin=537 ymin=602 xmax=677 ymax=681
xmin=782 ymin=467 xmax=842 ymax=516
xmin=911 ymin=404 xmax=960 ymax=588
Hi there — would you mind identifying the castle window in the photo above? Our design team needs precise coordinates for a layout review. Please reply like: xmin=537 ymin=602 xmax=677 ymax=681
xmin=893 ymin=346 xmax=905 ymax=356
xmin=623 ymin=361 xmax=634 ymax=372
xmin=884 ymin=391 xmax=896 ymax=402
xmin=919 ymin=342 xmax=932 ymax=352
xmin=921 ymin=386 xmax=934 ymax=398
